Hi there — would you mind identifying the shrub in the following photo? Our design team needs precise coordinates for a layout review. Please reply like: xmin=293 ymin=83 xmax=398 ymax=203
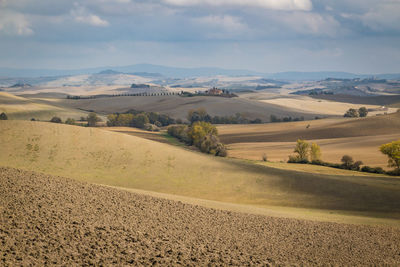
xmin=0 ymin=112 xmax=8 ymax=120
xmin=65 ymin=118 xmax=76 ymax=125
xmin=50 ymin=116 xmax=62 ymax=123
xmin=215 ymin=143 xmax=227 ymax=157
xmin=288 ymin=155 xmax=308 ymax=164
xmin=352 ymin=160 xmax=363 ymax=171
xmin=361 ymin=166 xmax=385 ymax=174
xmin=144 ymin=123 xmax=160 ymax=132
xmin=262 ymin=153 xmax=267 ymax=162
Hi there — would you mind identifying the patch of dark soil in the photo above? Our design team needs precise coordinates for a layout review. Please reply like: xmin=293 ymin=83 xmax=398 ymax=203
xmin=1 ymin=167 xmax=399 ymax=266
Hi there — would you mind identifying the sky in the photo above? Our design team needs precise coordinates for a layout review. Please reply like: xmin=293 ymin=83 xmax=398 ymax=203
xmin=0 ymin=0 xmax=400 ymax=73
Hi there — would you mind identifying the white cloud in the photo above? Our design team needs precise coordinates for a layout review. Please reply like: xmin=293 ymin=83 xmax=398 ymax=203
xmin=360 ymin=2 xmax=400 ymax=31
xmin=163 ymin=0 xmax=312 ymax=11
xmin=0 ymin=10 xmax=34 ymax=35
xmin=70 ymin=3 xmax=109 ymax=27
xmin=274 ymin=12 xmax=340 ymax=36
xmin=194 ymin=15 xmax=246 ymax=31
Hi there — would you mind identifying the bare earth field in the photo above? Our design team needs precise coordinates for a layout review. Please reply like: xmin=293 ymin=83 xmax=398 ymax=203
xmin=218 ymin=112 xmax=400 ymax=168
xmin=29 ymin=94 xmax=318 ymax=121
xmin=1 ymin=167 xmax=400 ymax=266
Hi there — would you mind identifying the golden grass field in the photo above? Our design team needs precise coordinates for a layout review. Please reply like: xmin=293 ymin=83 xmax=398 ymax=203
xmin=0 ymin=92 xmax=89 ymax=120
xmin=218 ymin=112 xmax=400 ymax=169
xmin=1 ymin=120 xmax=400 ymax=226
xmin=258 ymin=95 xmax=397 ymax=116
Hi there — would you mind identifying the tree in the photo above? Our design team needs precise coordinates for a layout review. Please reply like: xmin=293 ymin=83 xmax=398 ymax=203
xmin=132 ymin=113 xmax=149 ymax=129
xmin=50 ymin=116 xmax=62 ymax=123
xmin=87 ymin=112 xmax=100 ymax=127
xmin=380 ymin=140 xmax=400 ymax=170
xmin=341 ymin=155 xmax=354 ymax=169
xmin=344 ymin=108 xmax=359 ymax=118
xmin=0 ymin=112 xmax=8 ymax=120
xmin=294 ymin=139 xmax=310 ymax=162
xmin=187 ymin=121 xmax=217 ymax=146
xmin=107 ymin=114 xmax=119 ymax=126
xmin=187 ymin=108 xmax=208 ymax=124
xmin=310 ymin=143 xmax=321 ymax=162
xmin=358 ymin=107 xmax=368 ymax=117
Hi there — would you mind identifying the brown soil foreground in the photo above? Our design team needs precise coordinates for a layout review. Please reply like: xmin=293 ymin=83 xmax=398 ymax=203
xmin=1 ymin=167 xmax=400 ymax=266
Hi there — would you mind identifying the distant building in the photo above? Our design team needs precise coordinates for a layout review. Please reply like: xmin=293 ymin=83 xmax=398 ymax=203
xmin=206 ymin=87 xmax=223 ymax=95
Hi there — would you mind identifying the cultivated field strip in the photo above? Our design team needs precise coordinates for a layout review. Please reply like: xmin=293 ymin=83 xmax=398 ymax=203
xmin=1 ymin=167 xmax=400 ymax=266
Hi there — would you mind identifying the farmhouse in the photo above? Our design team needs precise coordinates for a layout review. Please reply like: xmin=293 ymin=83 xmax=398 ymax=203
xmin=206 ymin=87 xmax=223 ymax=95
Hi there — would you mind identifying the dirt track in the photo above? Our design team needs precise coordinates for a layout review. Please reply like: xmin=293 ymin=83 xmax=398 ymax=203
xmin=1 ymin=167 xmax=400 ymax=266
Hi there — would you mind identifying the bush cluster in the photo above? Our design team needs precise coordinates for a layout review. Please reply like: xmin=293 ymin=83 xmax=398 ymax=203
xmin=168 ymin=121 xmax=227 ymax=157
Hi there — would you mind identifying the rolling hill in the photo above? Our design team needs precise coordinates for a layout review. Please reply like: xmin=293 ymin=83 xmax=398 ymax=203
xmin=0 ymin=92 xmax=89 ymax=120
xmin=49 ymin=95 xmax=318 ymax=121
xmin=1 ymin=120 xmax=400 ymax=225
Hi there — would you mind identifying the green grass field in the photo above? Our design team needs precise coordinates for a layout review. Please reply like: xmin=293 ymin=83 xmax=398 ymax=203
xmin=1 ymin=120 xmax=400 ymax=226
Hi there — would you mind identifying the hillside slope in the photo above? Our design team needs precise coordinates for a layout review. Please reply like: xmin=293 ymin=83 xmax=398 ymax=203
xmin=0 ymin=92 xmax=88 ymax=120
xmin=1 ymin=121 xmax=400 ymax=222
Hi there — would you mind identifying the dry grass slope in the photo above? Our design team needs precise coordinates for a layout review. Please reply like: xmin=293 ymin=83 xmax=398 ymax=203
xmin=1 ymin=120 xmax=400 ymax=224
xmin=0 ymin=92 xmax=88 ymax=120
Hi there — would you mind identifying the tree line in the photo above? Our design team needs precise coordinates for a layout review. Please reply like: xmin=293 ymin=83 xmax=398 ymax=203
xmin=187 ymin=108 xmax=262 ymax=124
xmin=285 ymin=139 xmax=400 ymax=176
xmin=107 ymin=109 xmax=175 ymax=130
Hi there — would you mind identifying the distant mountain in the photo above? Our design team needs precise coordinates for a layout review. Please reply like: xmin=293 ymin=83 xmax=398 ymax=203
xmin=97 ymin=69 xmax=122 ymax=75
xmin=0 ymin=64 xmax=399 ymax=81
